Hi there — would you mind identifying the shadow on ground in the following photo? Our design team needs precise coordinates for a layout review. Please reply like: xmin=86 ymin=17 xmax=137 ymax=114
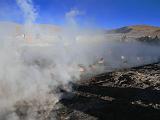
xmin=58 ymin=84 xmax=160 ymax=120
xmin=56 ymin=62 xmax=160 ymax=120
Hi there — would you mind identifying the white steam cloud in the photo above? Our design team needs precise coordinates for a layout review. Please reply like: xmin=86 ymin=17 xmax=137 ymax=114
xmin=16 ymin=0 xmax=37 ymax=24
xmin=0 ymin=0 xmax=159 ymax=120
xmin=65 ymin=9 xmax=83 ymax=27
xmin=65 ymin=9 xmax=82 ymax=18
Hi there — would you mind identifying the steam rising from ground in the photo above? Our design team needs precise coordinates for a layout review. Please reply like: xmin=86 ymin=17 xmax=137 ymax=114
xmin=16 ymin=0 xmax=37 ymax=24
xmin=0 ymin=0 xmax=160 ymax=119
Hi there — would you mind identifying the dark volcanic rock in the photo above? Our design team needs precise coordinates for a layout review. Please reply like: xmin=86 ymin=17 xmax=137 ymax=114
xmin=54 ymin=62 xmax=160 ymax=120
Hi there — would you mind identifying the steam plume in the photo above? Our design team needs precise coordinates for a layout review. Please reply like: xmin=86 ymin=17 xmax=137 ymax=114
xmin=0 ymin=0 xmax=159 ymax=120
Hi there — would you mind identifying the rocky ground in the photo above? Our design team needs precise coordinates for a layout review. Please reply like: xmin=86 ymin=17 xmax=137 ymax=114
xmin=12 ymin=62 xmax=160 ymax=120
xmin=52 ymin=62 xmax=160 ymax=120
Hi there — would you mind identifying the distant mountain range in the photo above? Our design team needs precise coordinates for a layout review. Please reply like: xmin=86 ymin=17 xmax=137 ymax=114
xmin=107 ymin=25 xmax=160 ymax=37
xmin=1 ymin=22 xmax=160 ymax=37
xmin=0 ymin=22 xmax=160 ymax=44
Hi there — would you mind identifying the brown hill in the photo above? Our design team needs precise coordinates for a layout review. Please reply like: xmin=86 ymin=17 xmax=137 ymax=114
xmin=109 ymin=25 xmax=160 ymax=37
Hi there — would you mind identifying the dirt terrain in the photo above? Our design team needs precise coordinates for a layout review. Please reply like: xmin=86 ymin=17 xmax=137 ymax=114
xmin=52 ymin=62 xmax=160 ymax=120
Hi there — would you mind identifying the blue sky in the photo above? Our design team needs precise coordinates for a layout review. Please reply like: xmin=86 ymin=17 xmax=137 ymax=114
xmin=0 ymin=0 xmax=160 ymax=28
